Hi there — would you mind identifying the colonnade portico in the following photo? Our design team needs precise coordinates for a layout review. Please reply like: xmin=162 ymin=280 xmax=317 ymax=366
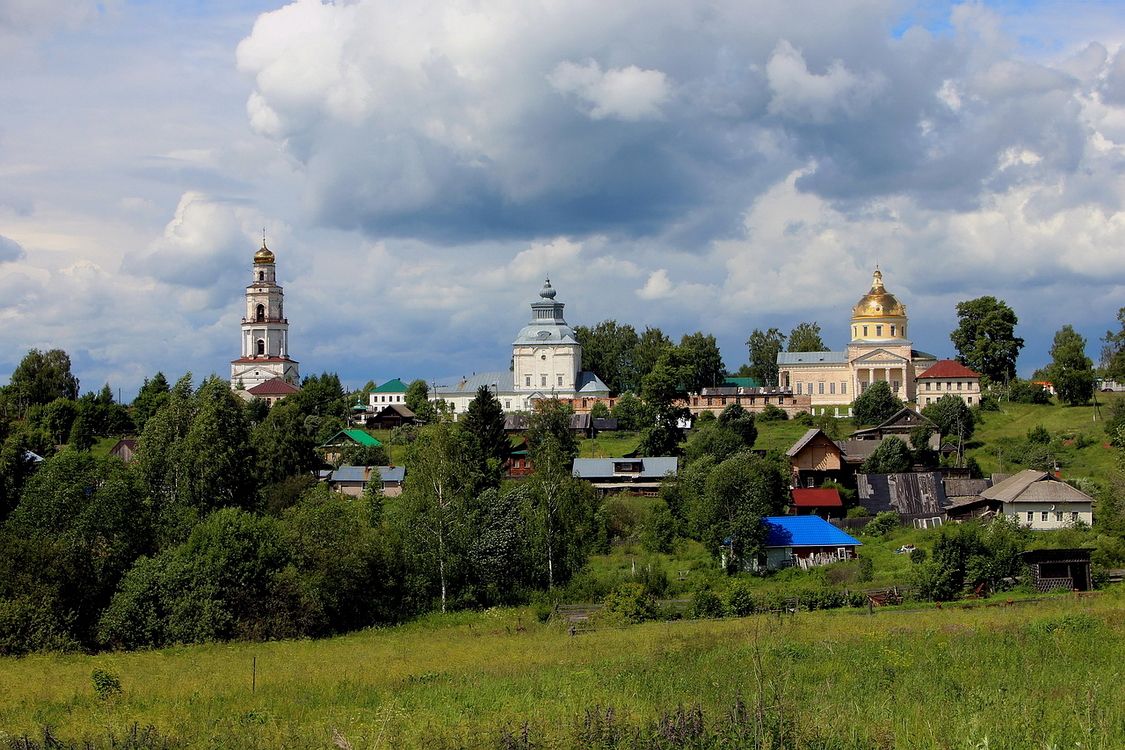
xmin=855 ymin=366 xmax=908 ymax=400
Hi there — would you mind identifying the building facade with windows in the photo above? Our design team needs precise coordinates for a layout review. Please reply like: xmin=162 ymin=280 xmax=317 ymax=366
xmin=432 ymin=279 xmax=610 ymax=415
xmin=776 ymin=268 xmax=936 ymax=408
xmin=231 ymin=241 xmax=300 ymax=390
xmin=915 ymin=359 xmax=982 ymax=406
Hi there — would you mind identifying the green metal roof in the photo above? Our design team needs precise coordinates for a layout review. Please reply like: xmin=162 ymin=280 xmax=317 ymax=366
xmin=372 ymin=378 xmax=408 ymax=393
xmin=322 ymin=429 xmax=383 ymax=448
xmin=722 ymin=376 xmax=763 ymax=388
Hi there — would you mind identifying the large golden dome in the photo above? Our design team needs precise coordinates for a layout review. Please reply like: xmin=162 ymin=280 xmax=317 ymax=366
xmin=254 ymin=242 xmax=275 ymax=265
xmin=852 ymin=268 xmax=906 ymax=318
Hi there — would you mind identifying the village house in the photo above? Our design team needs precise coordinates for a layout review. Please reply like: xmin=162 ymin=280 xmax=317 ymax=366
xmin=572 ymin=457 xmax=677 ymax=495
xmin=736 ymin=516 xmax=861 ymax=571
xmin=368 ymin=378 xmax=408 ymax=408
xmin=109 ymin=438 xmax=138 ymax=464
xmin=786 ymin=428 xmax=848 ymax=488
xmin=788 ymin=487 xmax=845 ymax=518
xmin=324 ymin=465 xmax=405 ymax=497
xmin=318 ymin=429 xmax=384 ymax=465
xmin=982 ymin=469 xmax=1094 ymax=529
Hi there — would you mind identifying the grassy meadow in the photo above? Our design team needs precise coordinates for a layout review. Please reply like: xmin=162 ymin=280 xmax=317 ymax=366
xmin=1 ymin=591 xmax=1121 ymax=749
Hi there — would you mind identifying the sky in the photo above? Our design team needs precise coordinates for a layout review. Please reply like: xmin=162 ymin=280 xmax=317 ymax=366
xmin=3 ymin=0 xmax=1125 ymax=400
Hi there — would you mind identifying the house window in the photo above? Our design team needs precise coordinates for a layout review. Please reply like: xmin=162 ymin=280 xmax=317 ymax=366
xmin=837 ymin=547 xmax=849 ymax=559
xmin=946 ymin=382 xmax=952 ymax=391
xmin=505 ymin=400 xmax=511 ymax=409
xmin=818 ymin=382 xmax=824 ymax=394
xmin=853 ymin=326 xmax=857 ymax=338
xmin=1027 ymin=511 xmax=1034 ymax=523
xmin=957 ymin=381 xmax=963 ymax=391
xmin=256 ymin=339 xmax=265 ymax=355
xmin=806 ymin=476 xmax=816 ymax=487
xmin=255 ymin=304 xmax=265 ymax=322
xmin=876 ymin=325 xmax=883 ymax=336
xmin=890 ymin=325 xmax=896 ymax=337
xmin=541 ymin=375 xmax=547 ymax=387
xmin=1055 ymin=511 xmax=1063 ymax=522
xmin=829 ymin=383 xmax=835 ymax=394
xmin=1072 ymin=511 xmax=1079 ymax=521
xmin=892 ymin=380 xmax=900 ymax=392
xmin=557 ymin=375 xmax=563 ymax=386
xmin=1041 ymin=511 xmax=1049 ymax=521
xmin=967 ymin=397 xmax=973 ymax=404
xmin=796 ymin=383 xmax=802 ymax=395
xmin=925 ymin=398 xmax=931 ymax=405
xmin=841 ymin=382 xmax=847 ymax=394
xmin=258 ymin=271 xmax=264 ymax=281
xmin=863 ymin=326 xmax=868 ymax=337
xmin=525 ymin=375 xmax=531 ymax=386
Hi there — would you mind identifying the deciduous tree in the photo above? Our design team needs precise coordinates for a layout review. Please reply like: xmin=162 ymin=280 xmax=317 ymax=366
xmin=852 ymin=380 xmax=903 ymax=425
xmin=950 ymin=297 xmax=1024 ymax=383
xmin=575 ymin=320 xmax=640 ymax=395
xmin=744 ymin=328 xmax=786 ymax=387
xmin=861 ymin=436 xmax=913 ymax=474
xmin=788 ymin=322 xmax=828 ymax=352
xmin=1049 ymin=325 xmax=1095 ymax=406
xmin=1101 ymin=307 xmax=1125 ymax=381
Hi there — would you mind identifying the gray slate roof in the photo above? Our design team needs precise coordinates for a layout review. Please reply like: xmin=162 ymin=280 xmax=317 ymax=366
xmin=777 ymin=351 xmax=848 ymax=365
xmin=857 ymin=472 xmax=949 ymax=516
xmin=433 ymin=371 xmax=514 ymax=394
xmin=981 ymin=469 xmax=1092 ymax=504
xmin=576 ymin=370 xmax=610 ymax=393
xmin=572 ymin=457 xmax=678 ymax=480
xmin=329 ymin=465 xmax=406 ymax=484
xmin=787 ymin=428 xmax=827 ymax=457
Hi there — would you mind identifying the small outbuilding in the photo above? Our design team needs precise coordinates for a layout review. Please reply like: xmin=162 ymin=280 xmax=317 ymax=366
xmin=325 ymin=465 xmax=405 ymax=497
xmin=109 ymin=438 xmax=138 ymax=464
xmin=1020 ymin=548 xmax=1093 ymax=592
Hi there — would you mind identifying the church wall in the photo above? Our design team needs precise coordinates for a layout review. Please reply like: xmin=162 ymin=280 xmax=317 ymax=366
xmin=513 ymin=345 xmax=579 ymax=393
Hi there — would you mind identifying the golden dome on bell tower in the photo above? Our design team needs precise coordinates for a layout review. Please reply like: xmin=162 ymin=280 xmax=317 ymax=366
xmin=254 ymin=240 xmax=275 ymax=265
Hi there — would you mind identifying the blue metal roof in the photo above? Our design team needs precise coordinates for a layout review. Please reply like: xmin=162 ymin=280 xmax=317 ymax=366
xmin=330 ymin=465 xmax=405 ymax=483
xmin=763 ymin=516 xmax=861 ymax=548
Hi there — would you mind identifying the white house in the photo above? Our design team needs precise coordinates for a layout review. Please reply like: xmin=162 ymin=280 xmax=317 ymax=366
xmin=983 ymin=469 xmax=1094 ymax=529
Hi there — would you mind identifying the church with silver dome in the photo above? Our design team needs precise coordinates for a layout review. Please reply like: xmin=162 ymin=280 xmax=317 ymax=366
xmin=432 ymin=279 xmax=610 ymax=414
xmin=776 ymin=268 xmax=936 ymax=408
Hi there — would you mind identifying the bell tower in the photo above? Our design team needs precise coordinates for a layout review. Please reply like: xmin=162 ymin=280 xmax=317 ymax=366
xmin=230 ymin=239 xmax=300 ymax=390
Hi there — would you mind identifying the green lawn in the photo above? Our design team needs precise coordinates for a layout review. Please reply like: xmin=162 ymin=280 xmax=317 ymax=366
xmin=578 ymin=431 xmax=643 ymax=458
xmin=967 ymin=393 xmax=1123 ymax=479
xmin=2 ymin=591 xmax=1121 ymax=749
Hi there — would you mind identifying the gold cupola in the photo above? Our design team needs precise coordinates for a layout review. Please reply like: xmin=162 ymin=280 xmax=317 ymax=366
xmin=254 ymin=241 xmax=275 ymax=265
xmin=850 ymin=267 xmax=908 ymax=342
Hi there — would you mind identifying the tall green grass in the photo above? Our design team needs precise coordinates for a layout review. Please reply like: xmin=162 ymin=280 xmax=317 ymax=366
xmin=2 ymin=590 xmax=1121 ymax=748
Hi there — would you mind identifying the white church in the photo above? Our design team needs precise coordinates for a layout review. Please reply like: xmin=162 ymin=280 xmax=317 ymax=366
xmin=432 ymin=279 xmax=610 ymax=414
xmin=229 ymin=241 xmax=300 ymax=391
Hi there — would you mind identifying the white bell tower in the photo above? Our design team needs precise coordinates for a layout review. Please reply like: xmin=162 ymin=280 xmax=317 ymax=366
xmin=230 ymin=239 xmax=300 ymax=390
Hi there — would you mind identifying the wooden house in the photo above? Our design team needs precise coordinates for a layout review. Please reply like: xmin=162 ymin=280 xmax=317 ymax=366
xmin=786 ymin=428 xmax=847 ymax=488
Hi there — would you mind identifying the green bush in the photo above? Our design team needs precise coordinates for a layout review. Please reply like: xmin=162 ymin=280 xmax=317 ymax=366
xmin=598 ymin=583 xmax=657 ymax=625
xmin=91 ymin=668 xmax=122 ymax=700
xmin=689 ymin=587 xmax=725 ymax=619
xmin=864 ymin=511 xmax=900 ymax=536
xmin=757 ymin=403 xmax=788 ymax=422
xmin=725 ymin=579 xmax=756 ymax=616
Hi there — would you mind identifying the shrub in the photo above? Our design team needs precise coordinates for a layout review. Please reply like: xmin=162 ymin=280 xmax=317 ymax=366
xmin=598 ymin=583 xmax=656 ymax=625
xmin=846 ymin=506 xmax=870 ymax=519
xmin=757 ymin=403 xmax=788 ymax=422
xmin=92 ymin=668 xmax=122 ymax=700
xmin=725 ymin=579 xmax=756 ymax=616
xmin=909 ymin=548 xmax=928 ymax=565
xmin=792 ymin=411 xmax=814 ymax=426
xmin=689 ymin=587 xmax=725 ymax=619
xmin=864 ymin=511 xmax=900 ymax=537
xmin=1027 ymin=425 xmax=1051 ymax=444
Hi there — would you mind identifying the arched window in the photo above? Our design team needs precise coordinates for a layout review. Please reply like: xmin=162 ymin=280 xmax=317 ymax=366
xmin=256 ymin=339 xmax=265 ymax=356
xmin=256 ymin=304 xmax=265 ymax=322
xmin=258 ymin=271 xmax=265 ymax=281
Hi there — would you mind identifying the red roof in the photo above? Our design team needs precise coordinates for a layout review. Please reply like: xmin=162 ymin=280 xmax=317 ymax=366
xmin=917 ymin=359 xmax=981 ymax=379
xmin=247 ymin=378 xmax=301 ymax=396
xmin=791 ymin=488 xmax=844 ymax=507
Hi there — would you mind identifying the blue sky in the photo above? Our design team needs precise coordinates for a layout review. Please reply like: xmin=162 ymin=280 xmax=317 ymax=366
xmin=2 ymin=0 xmax=1125 ymax=399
